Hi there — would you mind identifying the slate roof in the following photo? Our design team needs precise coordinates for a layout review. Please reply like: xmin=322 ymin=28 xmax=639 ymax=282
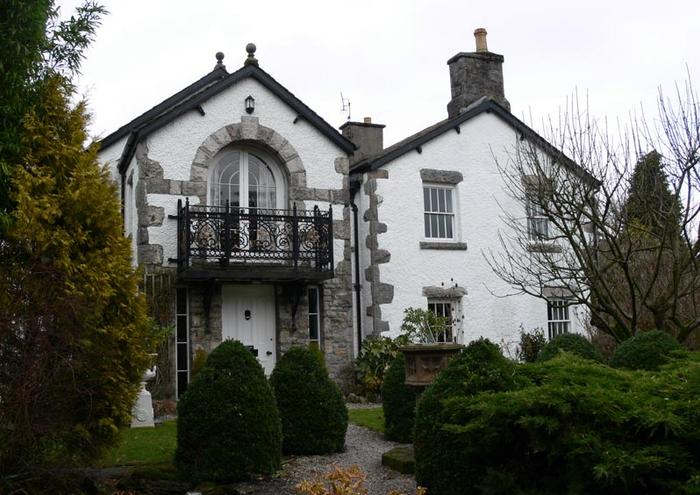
xmin=99 ymin=63 xmax=355 ymax=175
xmin=350 ymin=97 xmax=598 ymax=185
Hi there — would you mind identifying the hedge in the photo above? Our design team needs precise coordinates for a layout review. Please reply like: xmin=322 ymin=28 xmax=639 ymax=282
xmin=538 ymin=332 xmax=603 ymax=363
xmin=611 ymin=329 xmax=683 ymax=370
xmin=270 ymin=346 xmax=348 ymax=454
xmin=414 ymin=339 xmax=527 ymax=494
xmin=416 ymin=353 xmax=700 ymax=494
xmin=382 ymin=354 xmax=418 ymax=443
xmin=175 ymin=341 xmax=282 ymax=482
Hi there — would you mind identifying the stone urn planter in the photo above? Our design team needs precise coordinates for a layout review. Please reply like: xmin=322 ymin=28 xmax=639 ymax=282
xmin=400 ymin=343 xmax=463 ymax=387
xmin=131 ymin=354 xmax=158 ymax=428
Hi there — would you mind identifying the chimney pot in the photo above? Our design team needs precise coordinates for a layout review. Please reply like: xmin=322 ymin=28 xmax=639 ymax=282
xmin=363 ymin=117 xmax=372 ymax=124
xmin=474 ymin=28 xmax=488 ymax=52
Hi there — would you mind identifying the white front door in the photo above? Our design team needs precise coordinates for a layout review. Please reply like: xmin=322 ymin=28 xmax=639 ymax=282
xmin=221 ymin=284 xmax=276 ymax=375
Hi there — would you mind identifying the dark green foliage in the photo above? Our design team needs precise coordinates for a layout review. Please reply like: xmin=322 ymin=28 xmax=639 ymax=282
xmin=428 ymin=354 xmax=700 ymax=494
xmin=0 ymin=77 xmax=153 ymax=474
xmin=516 ymin=326 xmax=546 ymax=362
xmin=611 ymin=330 xmax=684 ymax=370
xmin=0 ymin=1 xmax=106 ymax=227
xmin=381 ymin=354 xmax=418 ymax=443
xmin=538 ymin=332 xmax=603 ymax=362
xmin=176 ymin=341 xmax=282 ymax=482
xmin=270 ymin=346 xmax=347 ymax=455
xmin=355 ymin=334 xmax=409 ymax=398
xmin=414 ymin=339 xmax=528 ymax=494
xmin=625 ymin=150 xmax=683 ymax=238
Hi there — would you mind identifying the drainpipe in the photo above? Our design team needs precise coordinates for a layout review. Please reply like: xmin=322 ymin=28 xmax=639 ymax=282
xmin=349 ymin=186 xmax=363 ymax=356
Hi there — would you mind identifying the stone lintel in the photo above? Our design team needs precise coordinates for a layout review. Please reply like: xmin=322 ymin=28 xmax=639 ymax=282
xmin=420 ymin=168 xmax=463 ymax=184
xmin=422 ymin=285 xmax=468 ymax=299
xmin=419 ymin=241 xmax=467 ymax=250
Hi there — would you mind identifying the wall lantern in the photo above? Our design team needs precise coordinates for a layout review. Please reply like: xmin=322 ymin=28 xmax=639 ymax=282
xmin=245 ymin=95 xmax=255 ymax=114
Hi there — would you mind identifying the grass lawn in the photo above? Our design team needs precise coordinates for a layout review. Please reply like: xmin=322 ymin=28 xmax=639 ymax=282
xmin=99 ymin=420 xmax=176 ymax=467
xmin=348 ymin=406 xmax=385 ymax=433
xmin=98 ymin=407 xmax=384 ymax=468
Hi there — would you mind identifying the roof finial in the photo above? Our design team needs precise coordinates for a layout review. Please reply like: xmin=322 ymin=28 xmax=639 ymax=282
xmin=244 ymin=43 xmax=258 ymax=66
xmin=215 ymin=51 xmax=225 ymax=69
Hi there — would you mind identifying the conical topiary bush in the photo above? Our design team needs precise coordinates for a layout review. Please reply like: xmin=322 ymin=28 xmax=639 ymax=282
xmin=382 ymin=353 xmax=418 ymax=443
xmin=270 ymin=346 xmax=348 ymax=454
xmin=175 ymin=340 xmax=282 ymax=482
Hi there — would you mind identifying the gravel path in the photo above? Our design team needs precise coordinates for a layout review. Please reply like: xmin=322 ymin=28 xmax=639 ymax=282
xmin=244 ymin=424 xmax=417 ymax=494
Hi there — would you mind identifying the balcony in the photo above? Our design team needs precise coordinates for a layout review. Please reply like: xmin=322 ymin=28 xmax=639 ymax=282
xmin=175 ymin=199 xmax=334 ymax=282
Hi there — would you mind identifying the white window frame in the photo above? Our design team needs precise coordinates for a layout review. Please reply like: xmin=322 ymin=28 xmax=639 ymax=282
xmin=207 ymin=147 xmax=286 ymax=210
xmin=526 ymin=193 xmax=549 ymax=240
xmin=427 ymin=298 xmax=459 ymax=343
xmin=547 ymin=299 xmax=570 ymax=340
xmin=308 ymin=286 xmax=321 ymax=347
xmin=175 ymin=287 xmax=189 ymax=399
xmin=423 ymin=184 xmax=458 ymax=241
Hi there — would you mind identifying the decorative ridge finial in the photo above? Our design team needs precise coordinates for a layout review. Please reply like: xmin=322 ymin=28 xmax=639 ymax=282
xmin=215 ymin=51 xmax=225 ymax=70
xmin=244 ymin=43 xmax=258 ymax=66
xmin=243 ymin=43 xmax=258 ymax=66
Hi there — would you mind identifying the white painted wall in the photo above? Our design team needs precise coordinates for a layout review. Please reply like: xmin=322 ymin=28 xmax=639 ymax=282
xmin=98 ymin=136 xmax=127 ymax=182
xmin=147 ymin=78 xmax=345 ymax=190
xmin=97 ymin=74 xmax=349 ymax=271
xmin=371 ymin=112 xmax=586 ymax=350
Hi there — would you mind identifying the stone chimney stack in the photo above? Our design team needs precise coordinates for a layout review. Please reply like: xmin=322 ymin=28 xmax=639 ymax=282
xmin=446 ymin=28 xmax=510 ymax=118
xmin=340 ymin=117 xmax=385 ymax=164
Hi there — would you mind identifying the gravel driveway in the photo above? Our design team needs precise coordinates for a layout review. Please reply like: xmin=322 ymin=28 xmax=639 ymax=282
xmin=240 ymin=423 xmax=417 ymax=494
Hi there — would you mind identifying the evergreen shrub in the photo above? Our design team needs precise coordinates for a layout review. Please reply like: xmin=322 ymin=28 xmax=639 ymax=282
xmin=421 ymin=354 xmax=700 ymax=494
xmin=414 ymin=339 xmax=527 ymax=493
xmin=611 ymin=329 xmax=683 ymax=370
xmin=175 ymin=340 xmax=282 ymax=482
xmin=537 ymin=332 xmax=603 ymax=362
xmin=270 ymin=346 xmax=348 ymax=454
xmin=381 ymin=354 xmax=418 ymax=443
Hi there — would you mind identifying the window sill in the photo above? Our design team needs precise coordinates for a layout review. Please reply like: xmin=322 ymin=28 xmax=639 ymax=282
xmin=527 ymin=241 xmax=562 ymax=253
xmin=419 ymin=241 xmax=467 ymax=250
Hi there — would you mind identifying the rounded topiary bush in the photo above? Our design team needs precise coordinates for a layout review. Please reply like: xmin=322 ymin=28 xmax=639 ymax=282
xmin=537 ymin=333 xmax=603 ymax=363
xmin=175 ymin=340 xmax=282 ymax=482
xmin=414 ymin=339 xmax=529 ymax=494
xmin=610 ymin=330 xmax=683 ymax=371
xmin=382 ymin=353 xmax=418 ymax=443
xmin=270 ymin=346 xmax=348 ymax=455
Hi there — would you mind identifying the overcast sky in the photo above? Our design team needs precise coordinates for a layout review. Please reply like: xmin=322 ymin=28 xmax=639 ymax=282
xmin=61 ymin=0 xmax=699 ymax=148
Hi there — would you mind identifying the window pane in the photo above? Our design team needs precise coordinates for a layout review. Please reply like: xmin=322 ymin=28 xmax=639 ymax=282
xmin=309 ymin=316 xmax=319 ymax=340
xmin=177 ymin=371 xmax=188 ymax=397
xmin=446 ymin=215 xmax=453 ymax=238
xmin=430 ymin=214 xmax=438 ymax=238
xmin=424 ymin=213 xmax=430 ymax=237
xmin=445 ymin=190 xmax=453 ymax=212
xmin=438 ymin=189 xmax=445 ymax=212
xmin=431 ymin=188 xmax=438 ymax=212
xmin=177 ymin=343 xmax=188 ymax=371
xmin=308 ymin=288 xmax=318 ymax=314
xmin=176 ymin=315 xmax=188 ymax=341
xmin=438 ymin=214 xmax=445 ymax=238
xmin=423 ymin=188 xmax=430 ymax=211
xmin=177 ymin=288 xmax=187 ymax=313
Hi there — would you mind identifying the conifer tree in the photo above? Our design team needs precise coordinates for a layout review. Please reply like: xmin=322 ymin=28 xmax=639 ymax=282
xmin=0 ymin=1 xmax=152 ymax=475
xmin=624 ymin=150 xmax=683 ymax=238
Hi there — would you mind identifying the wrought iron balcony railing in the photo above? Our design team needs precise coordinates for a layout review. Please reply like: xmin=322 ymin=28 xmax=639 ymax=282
xmin=176 ymin=199 xmax=334 ymax=274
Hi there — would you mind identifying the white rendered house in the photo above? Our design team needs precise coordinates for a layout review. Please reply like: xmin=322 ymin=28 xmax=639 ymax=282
xmin=98 ymin=31 xmax=588 ymax=397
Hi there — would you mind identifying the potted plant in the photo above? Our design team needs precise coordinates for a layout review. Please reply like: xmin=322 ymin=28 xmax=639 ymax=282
xmin=398 ymin=308 xmax=463 ymax=387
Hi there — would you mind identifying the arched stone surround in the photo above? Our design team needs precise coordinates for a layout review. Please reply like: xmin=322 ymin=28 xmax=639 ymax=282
xmin=189 ymin=116 xmax=306 ymax=206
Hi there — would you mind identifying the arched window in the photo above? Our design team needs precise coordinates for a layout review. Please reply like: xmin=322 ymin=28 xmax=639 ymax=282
xmin=209 ymin=148 xmax=284 ymax=209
